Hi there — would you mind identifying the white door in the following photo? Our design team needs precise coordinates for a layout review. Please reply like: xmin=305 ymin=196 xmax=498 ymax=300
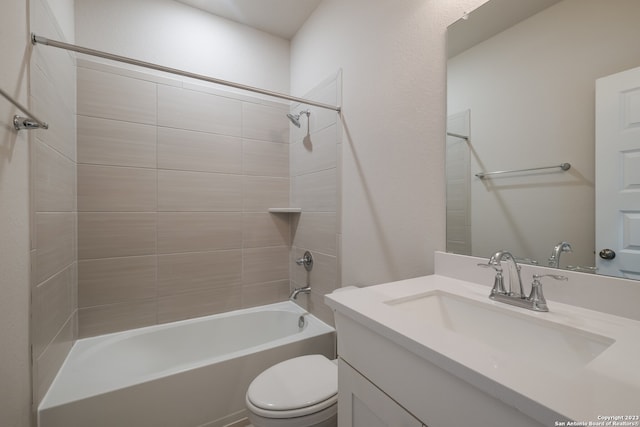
xmin=595 ymin=66 xmax=640 ymax=279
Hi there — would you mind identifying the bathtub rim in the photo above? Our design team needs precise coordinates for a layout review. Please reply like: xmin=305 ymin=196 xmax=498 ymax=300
xmin=40 ymin=301 xmax=335 ymax=411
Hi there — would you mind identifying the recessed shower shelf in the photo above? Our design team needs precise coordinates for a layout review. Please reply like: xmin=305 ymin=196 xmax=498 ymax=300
xmin=268 ymin=208 xmax=302 ymax=213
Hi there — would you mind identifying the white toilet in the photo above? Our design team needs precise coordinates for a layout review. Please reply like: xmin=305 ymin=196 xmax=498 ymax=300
xmin=245 ymin=354 xmax=338 ymax=427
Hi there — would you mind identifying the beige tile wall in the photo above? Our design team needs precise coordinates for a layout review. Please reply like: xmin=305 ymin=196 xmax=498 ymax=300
xmin=289 ymin=73 xmax=342 ymax=326
xmin=30 ymin=0 xmax=78 ymax=408
xmin=28 ymin=6 xmax=340 ymax=410
xmin=76 ymin=60 xmax=291 ymax=337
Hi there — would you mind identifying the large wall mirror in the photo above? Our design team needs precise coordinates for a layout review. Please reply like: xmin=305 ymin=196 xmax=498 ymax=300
xmin=446 ymin=0 xmax=640 ymax=280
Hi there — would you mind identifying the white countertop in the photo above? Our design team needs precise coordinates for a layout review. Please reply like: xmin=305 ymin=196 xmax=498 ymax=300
xmin=325 ymin=275 xmax=640 ymax=424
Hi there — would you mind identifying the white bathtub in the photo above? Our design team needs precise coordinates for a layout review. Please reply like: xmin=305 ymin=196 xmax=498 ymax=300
xmin=39 ymin=301 xmax=335 ymax=427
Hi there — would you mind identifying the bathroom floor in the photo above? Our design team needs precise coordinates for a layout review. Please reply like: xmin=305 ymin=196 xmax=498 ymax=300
xmin=224 ymin=420 xmax=252 ymax=427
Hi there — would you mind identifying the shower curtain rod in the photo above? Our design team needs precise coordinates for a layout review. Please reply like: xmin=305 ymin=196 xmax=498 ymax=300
xmin=31 ymin=34 xmax=342 ymax=113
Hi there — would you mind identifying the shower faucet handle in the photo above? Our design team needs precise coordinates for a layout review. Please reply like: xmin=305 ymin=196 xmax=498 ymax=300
xmin=296 ymin=251 xmax=313 ymax=271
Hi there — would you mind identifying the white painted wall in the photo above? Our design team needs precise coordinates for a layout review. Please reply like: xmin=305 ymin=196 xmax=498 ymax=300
xmin=0 ymin=0 xmax=32 ymax=425
xmin=75 ymin=0 xmax=290 ymax=94
xmin=448 ymin=0 xmax=640 ymax=267
xmin=44 ymin=0 xmax=75 ymax=42
xmin=291 ymin=0 xmax=488 ymax=287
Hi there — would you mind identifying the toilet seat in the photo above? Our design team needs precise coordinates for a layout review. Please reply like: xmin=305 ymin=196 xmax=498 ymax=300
xmin=246 ymin=394 xmax=337 ymax=419
xmin=246 ymin=354 xmax=337 ymax=419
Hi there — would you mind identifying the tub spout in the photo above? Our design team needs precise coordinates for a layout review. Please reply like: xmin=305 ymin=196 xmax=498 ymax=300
xmin=289 ymin=286 xmax=311 ymax=300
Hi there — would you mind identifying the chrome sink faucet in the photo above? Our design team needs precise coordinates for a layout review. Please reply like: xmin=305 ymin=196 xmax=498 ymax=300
xmin=481 ymin=250 xmax=525 ymax=298
xmin=548 ymin=241 xmax=572 ymax=268
xmin=479 ymin=251 xmax=567 ymax=312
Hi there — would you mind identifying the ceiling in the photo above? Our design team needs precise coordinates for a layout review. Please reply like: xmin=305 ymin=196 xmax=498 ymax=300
xmin=176 ymin=0 xmax=323 ymax=40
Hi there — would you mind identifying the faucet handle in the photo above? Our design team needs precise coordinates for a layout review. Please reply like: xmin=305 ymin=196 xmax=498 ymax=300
xmin=533 ymin=274 xmax=568 ymax=282
xmin=478 ymin=263 xmax=507 ymax=296
xmin=295 ymin=251 xmax=314 ymax=271
xmin=528 ymin=274 xmax=567 ymax=312
xmin=477 ymin=262 xmax=502 ymax=272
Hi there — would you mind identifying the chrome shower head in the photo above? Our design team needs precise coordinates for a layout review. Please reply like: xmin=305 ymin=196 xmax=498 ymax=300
xmin=287 ymin=112 xmax=301 ymax=128
xmin=287 ymin=110 xmax=310 ymax=128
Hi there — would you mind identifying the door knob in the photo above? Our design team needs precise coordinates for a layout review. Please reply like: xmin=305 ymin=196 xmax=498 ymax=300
xmin=599 ymin=249 xmax=616 ymax=260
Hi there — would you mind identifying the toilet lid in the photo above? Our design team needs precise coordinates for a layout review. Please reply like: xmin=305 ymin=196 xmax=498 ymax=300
xmin=247 ymin=355 xmax=337 ymax=411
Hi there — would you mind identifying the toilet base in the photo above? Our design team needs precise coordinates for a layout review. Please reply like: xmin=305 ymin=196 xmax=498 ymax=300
xmin=247 ymin=402 xmax=337 ymax=427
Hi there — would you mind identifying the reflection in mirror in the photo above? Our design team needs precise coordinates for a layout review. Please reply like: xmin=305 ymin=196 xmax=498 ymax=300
xmin=446 ymin=0 xmax=640 ymax=279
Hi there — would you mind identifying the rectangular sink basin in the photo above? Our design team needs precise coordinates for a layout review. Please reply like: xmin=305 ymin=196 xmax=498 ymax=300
xmin=385 ymin=291 xmax=614 ymax=369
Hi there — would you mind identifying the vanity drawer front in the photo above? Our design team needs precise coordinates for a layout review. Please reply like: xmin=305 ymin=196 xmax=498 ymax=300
xmin=338 ymin=359 xmax=425 ymax=427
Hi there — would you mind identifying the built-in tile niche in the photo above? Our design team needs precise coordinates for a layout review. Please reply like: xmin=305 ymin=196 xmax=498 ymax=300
xmin=76 ymin=59 xmax=293 ymax=337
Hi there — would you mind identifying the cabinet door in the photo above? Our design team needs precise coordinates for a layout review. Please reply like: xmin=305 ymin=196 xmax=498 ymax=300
xmin=338 ymin=359 xmax=425 ymax=427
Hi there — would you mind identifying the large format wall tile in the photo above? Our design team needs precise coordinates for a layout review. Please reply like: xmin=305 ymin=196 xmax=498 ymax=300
xmin=157 ymin=286 xmax=242 ymax=324
xmin=35 ymin=141 xmax=76 ymax=212
xmin=307 ymin=291 xmax=335 ymax=327
xmin=157 ymin=127 xmax=242 ymax=174
xmin=32 ymin=266 xmax=75 ymax=359
xmin=242 ymin=103 xmax=289 ymax=143
xmin=35 ymin=212 xmax=76 ymax=285
xmin=157 ymin=85 xmax=242 ymax=136
xmin=243 ymin=246 xmax=289 ymax=285
xmin=78 ymin=165 xmax=157 ymax=212
xmin=287 ymin=77 xmax=341 ymax=325
xmin=292 ymin=168 xmax=337 ymax=212
xmin=75 ymin=63 xmax=307 ymax=337
xmin=31 ymin=66 xmax=76 ymax=161
xmin=291 ymin=124 xmax=338 ymax=176
xmin=31 ymin=2 xmax=78 ymax=408
xmin=157 ymin=250 xmax=242 ymax=296
xmin=34 ymin=314 xmax=75 ymax=404
xmin=32 ymin=47 xmax=76 ymax=114
xmin=78 ymin=213 xmax=156 ymax=259
xmin=78 ymin=256 xmax=157 ymax=307
xmin=158 ymin=170 xmax=243 ymax=212
xmin=243 ymin=140 xmax=289 ymax=177
xmin=291 ymin=212 xmax=337 ymax=256
xmin=77 ymin=116 xmax=157 ymax=168
xmin=241 ymin=280 xmax=290 ymax=308
xmin=243 ymin=213 xmax=290 ymax=248
xmin=243 ymin=176 xmax=289 ymax=212
xmin=78 ymin=299 xmax=157 ymax=338
xmin=77 ymin=67 xmax=157 ymax=124
xmin=157 ymin=212 xmax=242 ymax=253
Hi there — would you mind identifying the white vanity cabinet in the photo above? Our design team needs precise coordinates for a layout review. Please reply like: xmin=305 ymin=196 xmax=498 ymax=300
xmin=328 ymin=297 xmax=546 ymax=427
xmin=338 ymin=359 xmax=425 ymax=427
xmin=327 ymin=264 xmax=640 ymax=427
